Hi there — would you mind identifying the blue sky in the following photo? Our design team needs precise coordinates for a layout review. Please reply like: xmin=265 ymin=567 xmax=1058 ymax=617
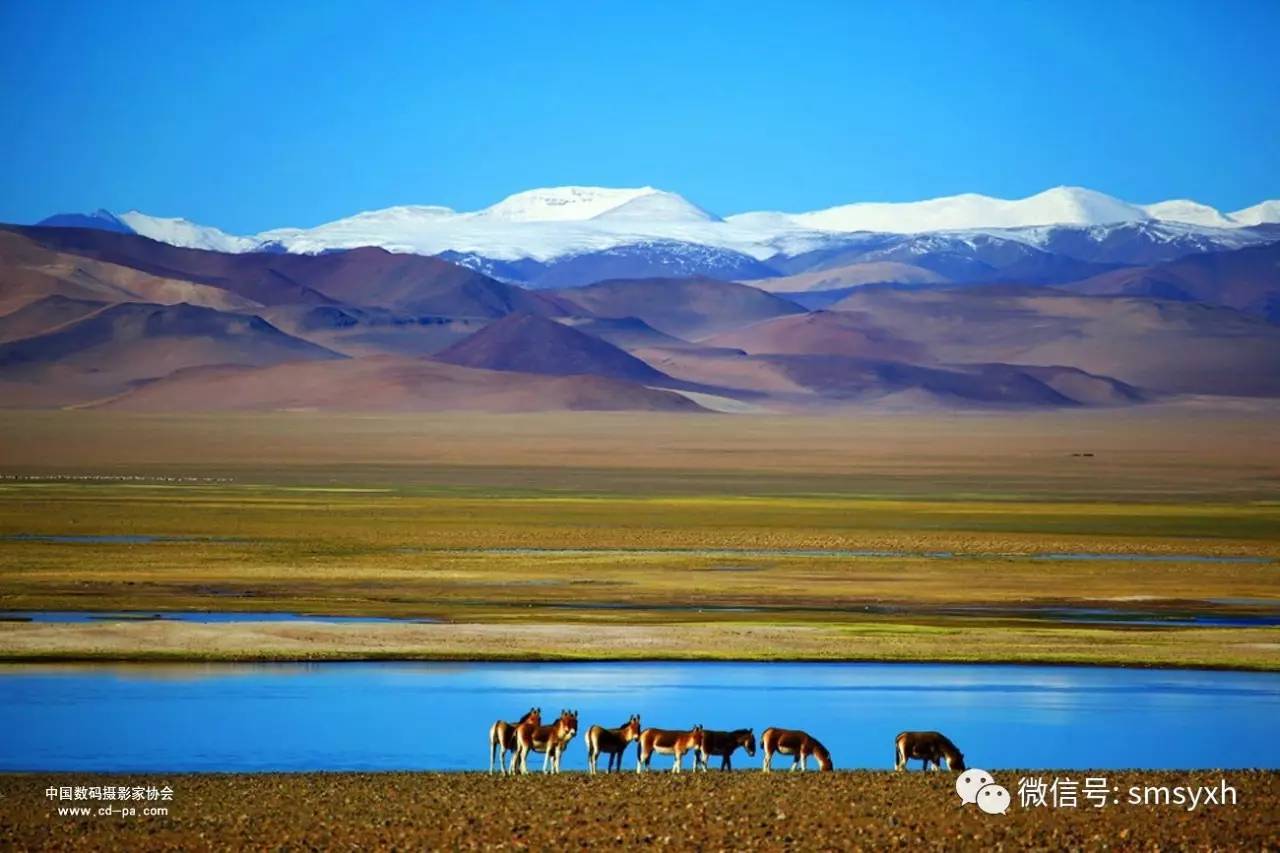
xmin=1 ymin=1 xmax=1277 ymax=233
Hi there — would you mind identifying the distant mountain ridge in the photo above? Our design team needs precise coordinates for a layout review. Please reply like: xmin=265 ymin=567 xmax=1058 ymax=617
xmin=36 ymin=187 xmax=1280 ymax=279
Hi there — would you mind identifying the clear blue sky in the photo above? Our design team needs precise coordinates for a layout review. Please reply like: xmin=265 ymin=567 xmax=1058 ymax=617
xmin=2 ymin=1 xmax=1277 ymax=233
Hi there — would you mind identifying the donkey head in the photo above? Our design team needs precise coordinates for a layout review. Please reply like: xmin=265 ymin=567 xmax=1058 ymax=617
xmin=559 ymin=708 xmax=579 ymax=740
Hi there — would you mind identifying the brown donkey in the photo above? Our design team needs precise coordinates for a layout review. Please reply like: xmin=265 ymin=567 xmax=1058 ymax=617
xmin=586 ymin=714 xmax=641 ymax=774
xmin=488 ymin=707 xmax=540 ymax=774
xmin=514 ymin=708 xmax=579 ymax=774
xmin=636 ymin=725 xmax=703 ymax=773
xmin=761 ymin=727 xmax=833 ymax=772
xmin=894 ymin=731 xmax=966 ymax=771
xmin=695 ymin=728 xmax=757 ymax=771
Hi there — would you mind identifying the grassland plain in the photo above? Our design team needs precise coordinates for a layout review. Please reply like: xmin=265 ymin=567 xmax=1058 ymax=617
xmin=1 ymin=772 xmax=1277 ymax=850
xmin=0 ymin=408 xmax=1278 ymax=667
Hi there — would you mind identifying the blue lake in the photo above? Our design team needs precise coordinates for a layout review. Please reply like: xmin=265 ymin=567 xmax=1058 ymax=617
xmin=0 ymin=662 xmax=1277 ymax=772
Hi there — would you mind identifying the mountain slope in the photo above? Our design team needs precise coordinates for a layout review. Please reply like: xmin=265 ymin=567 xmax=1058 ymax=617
xmin=0 ymin=229 xmax=262 ymax=315
xmin=553 ymin=315 xmax=688 ymax=349
xmin=253 ymin=305 xmax=489 ymax=357
xmin=492 ymin=241 xmax=780 ymax=289
xmin=434 ymin=312 xmax=670 ymax=383
xmin=1060 ymin=241 xmax=1280 ymax=321
xmin=9 ymin=226 xmax=565 ymax=317
xmin=0 ymin=302 xmax=342 ymax=406
xmin=630 ymin=345 xmax=1139 ymax=409
xmin=550 ymin=277 xmax=805 ymax=339
xmin=0 ymin=295 xmax=108 ymax=342
xmin=753 ymin=261 xmax=949 ymax=293
xmin=703 ymin=310 xmax=921 ymax=360
xmin=36 ymin=210 xmax=134 ymax=234
xmin=832 ymin=287 xmax=1280 ymax=396
xmin=89 ymin=356 xmax=704 ymax=413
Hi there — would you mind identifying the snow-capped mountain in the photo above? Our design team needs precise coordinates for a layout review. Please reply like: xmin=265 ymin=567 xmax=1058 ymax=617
xmin=1232 ymin=201 xmax=1280 ymax=227
xmin=476 ymin=186 xmax=717 ymax=223
xmin=116 ymin=211 xmax=261 ymax=253
xmin=779 ymin=187 xmax=1149 ymax=233
xmin=35 ymin=186 xmax=1280 ymax=287
xmin=1139 ymin=200 xmax=1239 ymax=229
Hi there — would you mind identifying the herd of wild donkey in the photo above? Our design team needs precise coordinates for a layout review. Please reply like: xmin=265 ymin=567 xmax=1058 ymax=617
xmin=488 ymin=708 xmax=967 ymax=775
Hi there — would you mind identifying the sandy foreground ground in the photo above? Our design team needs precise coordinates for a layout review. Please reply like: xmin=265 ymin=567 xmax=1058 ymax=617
xmin=1 ymin=771 xmax=1276 ymax=850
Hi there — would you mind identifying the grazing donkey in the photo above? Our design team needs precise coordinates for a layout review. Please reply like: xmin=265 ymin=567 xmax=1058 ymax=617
xmin=894 ymin=731 xmax=966 ymax=771
xmin=761 ymin=727 xmax=833 ymax=772
xmin=488 ymin=707 xmax=540 ymax=774
xmin=586 ymin=714 xmax=642 ymax=774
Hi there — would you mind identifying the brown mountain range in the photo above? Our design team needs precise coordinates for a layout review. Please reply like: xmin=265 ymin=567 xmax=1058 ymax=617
xmin=549 ymin=276 xmax=804 ymax=339
xmin=91 ymin=356 xmax=703 ymax=413
xmin=435 ymin=312 xmax=672 ymax=384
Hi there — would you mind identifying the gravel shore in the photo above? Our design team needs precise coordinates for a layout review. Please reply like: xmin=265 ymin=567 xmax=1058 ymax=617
xmin=2 ymin=771 xmax=1276 ymax=850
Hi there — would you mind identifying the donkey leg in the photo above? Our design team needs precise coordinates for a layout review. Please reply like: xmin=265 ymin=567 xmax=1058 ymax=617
xmin=762 ymin=750 xmax=771 ymax=773
xmin=672 ymin=749 xmax=682 ymax=774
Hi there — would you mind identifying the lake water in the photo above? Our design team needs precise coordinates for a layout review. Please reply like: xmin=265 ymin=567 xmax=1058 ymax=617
xmin=0 ymin=662 xmax=1277 ymax=772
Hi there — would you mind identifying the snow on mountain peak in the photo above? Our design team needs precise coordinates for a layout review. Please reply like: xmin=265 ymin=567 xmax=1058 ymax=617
xmin=117 ymin=211 xmax=260 ymax=253
xmin=1140 ymin=199 xmax=1239 ymax=228
xmin=589 ymin=190 xmax=720 ymax=223
xmin=41 ymin=185 xmax=1278 ymax=264
xmin=1229 ymin=200 xmax=1280 ymax=226
xmin=477 ymin=186 xmax=665 ymax=222
xmin=787 ymin=186 xmax=1150 ymax=234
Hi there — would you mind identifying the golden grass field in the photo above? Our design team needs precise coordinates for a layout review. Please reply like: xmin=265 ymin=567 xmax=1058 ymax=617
xmin=1 ymin=407 xmax=1278 ymax=667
